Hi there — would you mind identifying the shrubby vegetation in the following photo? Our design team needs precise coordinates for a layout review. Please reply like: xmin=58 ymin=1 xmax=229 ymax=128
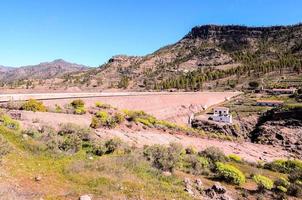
xmin=70 ymin=99 xmax=86 ymax=115
xmin=0 ymin=114 xmax=20 ymax=130
xmin=215 ymin=162 xmax=246 ymax=185
xmin=264 ymin=159 xmax=302 ymax=173
xmin=253 ymin=175 xmax=274 ymax=191
xmin=21 ymin=99 xmax=47 ymax=112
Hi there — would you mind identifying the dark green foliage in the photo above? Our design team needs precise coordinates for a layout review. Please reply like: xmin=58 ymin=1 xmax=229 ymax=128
xmin=249 ymin=81 xmax=260 ymax=88
xmin=70 ymin=99 xmax=85 ymax=109
xmin=70 ymin=99 xmax=86 ymax=115
xmin=156 ymin=55 xmax=302 ymax=91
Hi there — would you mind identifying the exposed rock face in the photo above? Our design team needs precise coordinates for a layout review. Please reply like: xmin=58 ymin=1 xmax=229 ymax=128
xmin=191 ymin=116 xmax=256 ymax=139
xmin=250 ymin=108 xmax=302 ymax=158
xmin=184 ymin=178 xmax=234 ymax=200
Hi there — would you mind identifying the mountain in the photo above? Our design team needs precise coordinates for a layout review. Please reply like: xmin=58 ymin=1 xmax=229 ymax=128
xmin=63 ymin=23 xmax=302 ymax=90
xmin=0 ymin=65 xmax=13 ymax=73
xmin=0 ymin=59 xmax=89 ymax=83
xmin=2 ymin=24 xmax=302 ymax=90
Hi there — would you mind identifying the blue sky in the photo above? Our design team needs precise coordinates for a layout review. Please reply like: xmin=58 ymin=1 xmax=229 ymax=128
xmin=0 ymin=0 xmax=301 ymax=67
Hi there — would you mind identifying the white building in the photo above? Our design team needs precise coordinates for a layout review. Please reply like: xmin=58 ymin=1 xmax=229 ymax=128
xmin=210 ymin=107 xmax=233 ymax=124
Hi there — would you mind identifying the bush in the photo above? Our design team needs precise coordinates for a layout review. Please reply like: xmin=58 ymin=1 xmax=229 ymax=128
xmin=287 ymin=184 xmax=302 ymax=197
xmin=228 ymin=154 xmax=242 ymax=162
xmin=70 ymin=99 xmax=84 ymax=109
xmin=0 ymin=134 xmax=11 ymax=158
xmin=274 ymin=177 xmax=290 ymax=192
xmin=249 ymin=81 xmax=260 ymax=89
xmin=264 ymin=159 xmax=302 ymax=173
xmin=200 ymin=147 xmax=227 ymax=163
xmin=58 ymin=123 xmax=92 ymax=141
xmin=288 ymin=170 xmax=302 ymax=183
xmin=55 ymin=104 xmax=62 ymax=113
xmin=216 ymin=162 xmax=246 ymax=185
xmin=21 ymin=99 xmax=47 ymax=112
xmin=185 ymin=146 xmax=197 ymax=155
xmin=104 ymin=138 xmax=122 ymax=154
xmin=143 ymin=143 xmax=183 ymax=172
xmin=95 ymin=102 xmax=111 ymax=109
xmin=0 ymin=114 xmax=20 ymax=130
xmin=253 ymin=175 xmax=274 ymax=191
xmin=113 ymin=112 xmax=125 ymax=124
xmin=183 ymin=155 xmax=209 ymax=175
xmin=123 ymin=110 xmax=148 ymax=121
xmin=22 ymin=128 xmax=41 ymax=139
xmin=74 ymin=106 xmax=86 ymax=115
xmin=58 ymin=134 xmax=82 ymax=154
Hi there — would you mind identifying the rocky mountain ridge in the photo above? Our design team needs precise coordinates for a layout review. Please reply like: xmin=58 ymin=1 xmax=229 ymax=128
xmin=0 ymin=59 xmax=89 ymax=83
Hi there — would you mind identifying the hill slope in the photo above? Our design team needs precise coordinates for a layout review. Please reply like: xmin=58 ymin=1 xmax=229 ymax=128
xmin=0 ymin=59 xmax=89 ymax=83
xmin=62 ymin=24 xmax=302 ymax=91
xmin=1 ymin=24 xmax=302 ymax=91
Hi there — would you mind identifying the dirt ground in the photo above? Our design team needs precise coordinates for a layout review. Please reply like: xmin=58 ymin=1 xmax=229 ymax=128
xmin=38 ymin=92 xmax=240 ymax=124
xmin=96 ymin=129 xmax=290 ymax=163
xmin=18 ymin=110 xmax=290 ymax=163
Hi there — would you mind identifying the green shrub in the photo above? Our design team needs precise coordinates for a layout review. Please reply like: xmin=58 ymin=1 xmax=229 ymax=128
xmin=253 ymin=175 xmax=274 ymax=190
xmin=135 ymin=118 xmax=154 ymax=127
xmin=58 ymin=123 xmax=92 ymax=141
xmin=200 ymin=147 xmax=227 ymax=163
xmin=264 ymin=159 xmax=302 ymax=173
xmin=228 ymin=154 xmax=242 ymax=162
xmin=185 ymin=146 xmax=197 ymax=155
xmin=95 ymin=111 xmax=109 ymax=124
xmin=95 ymin=101 xmax=111 ymax=109
xmin=287 ymin=184 xmax=302 ymax=197
xmin=22 ymin=128 xmax=41 ymax=139
xmin=288 ymin=170 xmax=302 ymax=183
xmin=58 ymin=134 xmax=82 ymax=154
xmin=183 ymin=155 xmax=209 ymax=175
xmin=113 ymin=112 xmax=125 ymax=124
xmin=0 ymin=134 xmax=11 ymax=158
xmin=143 ymin=143 xmax=183 ymax=172
xmin=216 ymin=162 xmax=246 ymax=185
xmin=104 ymin=138 xmax=122 ymax=154
xmin=55 ymin=104 xmax=62 ymax=113
xmin=21 ymin=99 xmax=47 ymax=112
xmin=90 ymin=116 xmax=100 ymax=128
xmin=70 ymin=99 xmax=85 ymax=109
xmin=74 ymin=106 xmax=86 ymax=115
xmin=123 ymin=110 xmax=147 ymax=121
xmin=0 ymin=114 xmax=20 ymax=130
xmin=277 ymin=186 xmax=287 ymax=193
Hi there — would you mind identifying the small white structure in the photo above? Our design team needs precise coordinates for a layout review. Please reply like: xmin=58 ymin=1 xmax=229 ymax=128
xmin=210 ymin=107 xmax=233 ymax=124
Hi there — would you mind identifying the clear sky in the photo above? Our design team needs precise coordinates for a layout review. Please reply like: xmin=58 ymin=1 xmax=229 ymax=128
xmin=0 ymin=0 xmax=301 ymax=67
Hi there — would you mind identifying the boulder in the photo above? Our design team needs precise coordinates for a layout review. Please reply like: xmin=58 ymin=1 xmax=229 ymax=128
xmin=79 ymin=195 xmax=91 ymax=200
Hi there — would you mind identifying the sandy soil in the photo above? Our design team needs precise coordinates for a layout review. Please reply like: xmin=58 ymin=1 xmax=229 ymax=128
xmin=96 ymin=129 xmax=290 ymax=163
xmin=38 ymin=92 xmax=240 ymax=124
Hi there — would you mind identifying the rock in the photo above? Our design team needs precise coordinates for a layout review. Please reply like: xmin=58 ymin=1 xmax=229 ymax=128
xmin=79 ymin=195 xmax=91 ymax=200
xmin=34 ymin=176 xmax=42 ymax=182
xmin=184 ymin=178 xmax=194 ymax=195
xmin=195 ymin=178 xmax=203 ymax=191
xmin=220 ymin=194 xmax=234 ymax=200
xmin=212 ymin=182 xmax=226 ymax=194
xmin=162 ymin=171 xmax=172 ymax=176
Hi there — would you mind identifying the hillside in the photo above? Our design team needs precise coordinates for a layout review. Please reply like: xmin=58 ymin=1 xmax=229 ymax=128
xmin=1 ymin=24 xmax=302 ymax=91
xmin=58 ymin=24 xmax=302 ymax=91
xmin=0 ymin=59 xmax=89 ymax=85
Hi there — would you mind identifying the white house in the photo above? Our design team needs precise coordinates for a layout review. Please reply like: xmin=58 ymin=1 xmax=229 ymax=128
xmin=210 ymin=107 xmax=233 ymax=124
